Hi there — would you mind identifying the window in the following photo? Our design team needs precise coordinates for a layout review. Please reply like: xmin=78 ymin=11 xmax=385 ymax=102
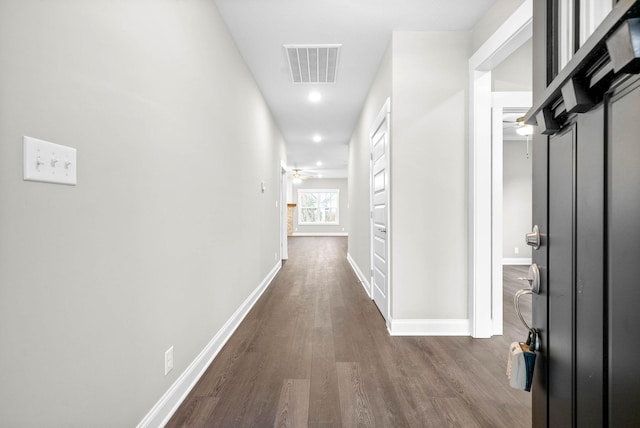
xmin=555 ymin=0 xmax=614 ymax=75
xmin=558 ymin=0 xmax=575 ymax=72
xmin=297 ymin=189 xmax=339 ymax=225
xmin=579 ymin=0 xmax=613 ymax=47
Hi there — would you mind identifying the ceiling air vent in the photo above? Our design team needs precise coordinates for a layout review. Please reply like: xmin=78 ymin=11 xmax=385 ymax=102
xmin=284 ymin=44 xmax=341 ymax=84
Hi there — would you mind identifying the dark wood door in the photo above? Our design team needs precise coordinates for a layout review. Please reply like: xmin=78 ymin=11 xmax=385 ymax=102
xmin=608 ymin=79 xmax=640 ymax=426
xmin=545 ymin=124 xmax=576 ymax=428
xmin=529 ymin=1 xmax=640 ymax=426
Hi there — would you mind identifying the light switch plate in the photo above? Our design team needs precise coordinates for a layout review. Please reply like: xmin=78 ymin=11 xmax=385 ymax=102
xmin=165 ymin=346 xmax=174 ymax=375
xmin=24 ymin=136 xmax=77 ymax=185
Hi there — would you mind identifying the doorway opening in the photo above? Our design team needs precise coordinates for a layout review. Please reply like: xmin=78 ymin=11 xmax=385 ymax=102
xmin=492 ymin=95 xmax=532 ymax=334
xmin=469 ymin=0 xmax=532 ymax=338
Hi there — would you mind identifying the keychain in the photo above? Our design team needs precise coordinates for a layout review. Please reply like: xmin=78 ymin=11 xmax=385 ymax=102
xmin=506 ymin=328 xmax=538 ymax=392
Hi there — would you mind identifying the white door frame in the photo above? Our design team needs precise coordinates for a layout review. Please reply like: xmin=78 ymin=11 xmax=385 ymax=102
xmin=280 ymin=160 xmax=289 ymax=260
xmin=491 ymin=92 xmax=532 ymax=335
xmin=370 ymin=97 xmax=391 ymax=329
xmin=468 ymin=0 xmax=532 ymax=338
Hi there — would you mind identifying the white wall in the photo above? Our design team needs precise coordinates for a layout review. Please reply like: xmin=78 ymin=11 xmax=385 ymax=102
xmin=492 ymin=39 xmax=533 ymax=92
xmin=471 ymin=0 xmax=526 ymax=53
xmin=345 ymin=5 xmax=533 ymax=332
xmin=503 ymin=140 xmax=533 ymax=259
xmin=348 ymin=31 xmax=470 ymax=327
xmin=391 ymin=31 xmax=470 ymax=320
xmin=0 ymin=1 xmax=286 ymax=426
xmin=292 ymin=178 xmax=349 ymax=235
xmin=347 ymin=42 xmax=392 ymax=285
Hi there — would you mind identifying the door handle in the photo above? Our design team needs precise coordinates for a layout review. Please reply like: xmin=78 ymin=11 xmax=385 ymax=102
xmin=515 ymin=263 xmax=541 ymax=352
xmin=518 ymin=263 xmax=541 ymax=294
xmin=526 ymin=225 xmax=541 ymax=250
xmin=514 ymin=288 xmax=540 ymax=352
xmin=515 ymin=288 xmax=534 ymax=330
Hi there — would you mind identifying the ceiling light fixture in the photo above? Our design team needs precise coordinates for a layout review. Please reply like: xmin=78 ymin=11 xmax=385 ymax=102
xmin=515 ymin=124 xmax=534 ymax=136
xmin=313 ymin=134 xmax=322 ymax=143
xmin=515 ymin=116 xmax=534 ymax=159
xmin=316 ymin=161 xmax=322 ymax=166
xmin=515 ymin=116 xmax=534 ymax=136
xmin=308 ymin=91 xmax=322 ymax=102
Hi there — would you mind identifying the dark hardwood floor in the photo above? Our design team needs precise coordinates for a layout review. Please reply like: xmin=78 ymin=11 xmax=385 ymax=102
xmin=167 ymin=237 xmax=532 ymax=427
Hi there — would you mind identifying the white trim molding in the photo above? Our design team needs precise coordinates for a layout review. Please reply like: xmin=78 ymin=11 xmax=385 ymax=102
xmin=137 ymin=261 xmax=282 ymax=428
xmin=292 ymin=232 xmax=348 ymax=237
xmin=389 ymin=319 xmax=471 ymax=336
xmin=347 ymin=252 xmax=372 ymax=298
xmin=503 ymin=258 xmax=533 ymax=265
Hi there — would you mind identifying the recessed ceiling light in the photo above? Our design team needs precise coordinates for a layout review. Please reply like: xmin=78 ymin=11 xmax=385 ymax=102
xmin=313 ymin=134 xmax=322 ymax=143
xmin=308 ymin=91 xmax=322 ymax=102
xmin=316 ymin=161 xmax=322 ymax=166
xmin=318 ymin=174 xmax=323 ymax=178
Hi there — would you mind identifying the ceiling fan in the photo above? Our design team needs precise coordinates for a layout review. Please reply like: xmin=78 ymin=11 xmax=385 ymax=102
xmin=503 ymin=115 xmax=534 ymax=159
xmin=289 ymin=169 xmax=311 ymax=183
xmin=503 ymin=116 xmax=534 ymax=136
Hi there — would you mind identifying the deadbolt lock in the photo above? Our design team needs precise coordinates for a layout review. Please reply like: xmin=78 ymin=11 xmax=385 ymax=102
xmin=526 ymin=225 xmax=541 ymax=250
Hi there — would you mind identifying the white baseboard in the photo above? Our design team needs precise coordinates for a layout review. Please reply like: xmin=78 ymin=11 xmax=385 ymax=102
xmin=502 ymin=257 xmax=532 ymax=265
xmin=346 ymin=252 xmax=371 ymax=298
xmin=137 ymin=261 xmax=282 ymax=428
xmin=291 ymin=232 xmax=348 ymax=237
xmin=493 ymin=319 xmax=504 ymax=336
xmin=389 ymin=319 xmax=471 ymax=336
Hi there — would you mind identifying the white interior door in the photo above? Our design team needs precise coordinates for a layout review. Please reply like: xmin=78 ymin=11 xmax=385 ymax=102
xmin=371 ymin=99 xmax=390 ymax=326
xmin=280 ymin=164 xmax=288 ymax=260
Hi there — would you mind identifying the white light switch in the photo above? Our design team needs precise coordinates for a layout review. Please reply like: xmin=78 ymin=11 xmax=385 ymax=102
xmin=24 ymin=136 xmax=77 ymax=185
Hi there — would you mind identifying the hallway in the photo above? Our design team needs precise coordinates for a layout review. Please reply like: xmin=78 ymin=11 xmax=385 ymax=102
xmin=168 ymin=237 xmax=531 ymax=427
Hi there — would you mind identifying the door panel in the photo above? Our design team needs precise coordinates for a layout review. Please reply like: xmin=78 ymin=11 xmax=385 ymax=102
xmin=547 ymin=126 xmax=575 ymax=428
xmin=575 ymin=107 xmax=605 ymax=426
xmin=531 ymin=132 xmax=548 ymax=428
xmin=608 ymin=80 xmax=640 ymax=426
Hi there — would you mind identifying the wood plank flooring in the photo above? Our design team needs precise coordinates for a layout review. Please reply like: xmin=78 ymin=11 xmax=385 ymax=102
xmin=167 ymin=237 xmax=532 ymax=427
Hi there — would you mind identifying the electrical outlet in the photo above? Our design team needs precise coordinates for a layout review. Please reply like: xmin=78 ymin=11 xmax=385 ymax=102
xmin=514 ymin=247 xmax=520 ymax=255
xmin=164 ymin=346 xmax=174 ymax=375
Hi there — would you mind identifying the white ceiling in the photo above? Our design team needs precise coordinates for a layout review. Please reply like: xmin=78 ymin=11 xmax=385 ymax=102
xmin=213 ymin=0 xmax=496 ymax=178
